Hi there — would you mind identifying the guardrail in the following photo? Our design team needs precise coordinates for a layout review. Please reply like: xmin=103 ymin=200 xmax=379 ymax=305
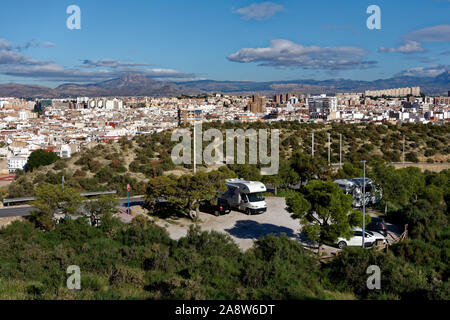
xmin=2 ymin=190 xmax=117 ymax=206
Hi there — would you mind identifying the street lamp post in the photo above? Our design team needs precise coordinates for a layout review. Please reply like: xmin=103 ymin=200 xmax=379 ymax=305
xmin=361 ymin=160 xmax=367 ymax=248
xmin=193 ymin=123 xmax=197 ymax=174
xmin=339 ymin=134 xmax=342 ymax=168
xmin=402 ymin=135 xmax=405 ymax=165
xmin=327 ymin=133 xmax=331 ymax=166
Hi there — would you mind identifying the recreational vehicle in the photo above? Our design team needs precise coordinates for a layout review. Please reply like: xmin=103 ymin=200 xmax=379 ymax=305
xmin=222 ymin=179 xmax=267 ymax=215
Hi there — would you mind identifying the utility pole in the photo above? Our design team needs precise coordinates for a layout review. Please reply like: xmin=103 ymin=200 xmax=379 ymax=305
xmin=339 ymin=133 xmax=342 ymax=168
xmin=402 ymin=135 xmax=405 ymax=165
xmin=193 ymin=123 xmax=197 ymax=174
xmin=62 ymin=175 xmax=64 ymax=192
xmin=361 ymin=160 xmax=367 ymax=248
xmin=311 ymin=132 xmax=314 ymax=157
xmin=327 ymin=133 xmax=331 ymax=166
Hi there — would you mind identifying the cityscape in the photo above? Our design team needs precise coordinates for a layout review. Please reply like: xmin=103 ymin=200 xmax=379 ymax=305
xmin=1 ymin=85 xmax=449 ymax=174
xmin=0 ymin=0 xmax=448 ymax=311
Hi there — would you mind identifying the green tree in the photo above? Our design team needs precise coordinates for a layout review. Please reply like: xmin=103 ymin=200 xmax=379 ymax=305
xmin=146 ymin=171 xmax=229 ymax=219
xmin=286 ymin=180 xmax=362 ymax=249
xmin=30 ymin=184 xmax=84 ymax=230
xmin=290 ymin=152 xmax=329 ymax=186
xmin=262 ymin=160 xmax=299 ymax=195
xmin=26 ymin=149 xmax=59 ymax=171
xmin=84 ymin=194 xmax=119 ymax=220
xmin=370 ymin=162 xmax=403 ymax=214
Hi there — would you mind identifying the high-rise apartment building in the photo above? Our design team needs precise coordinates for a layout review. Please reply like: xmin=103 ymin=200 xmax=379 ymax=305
xmin=247 ymin=95 xmax=266 ymax=113
xmin=273 ymin=92 xmax=298 ymax=104
xmin=365 ymin=87 xmax=420 ymax=97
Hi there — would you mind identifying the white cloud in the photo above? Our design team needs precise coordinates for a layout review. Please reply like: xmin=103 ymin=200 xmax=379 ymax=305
xmin=1 ymin=62 xmax=194 ymax=82
xmin=404 ymin=24 xmax=450 ymax=42
xmin=235 ymin=2 xmax=284 ymax=21
xmin=227 ymin=39 xmax=376 ymax=70
xmin=378 ymin=40 xmax=426 ymax=54
xmin=0 ymin=40 xmax=194 ymax=82
xmin=0 ymin=39 xmax=12 ymax=50
xmin=397 ymin=64 xmax=449 ymax=77
xmin=81 ymin=59 xmax=151 ymax=68
xmin=0 ymin=38 xmax=56 ymax=51
xmin=0 ymin=50 xmax=48 ymax=65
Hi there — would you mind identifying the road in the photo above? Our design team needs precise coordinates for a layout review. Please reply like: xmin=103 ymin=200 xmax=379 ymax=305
xmin=0 ymin=196 xmax=145 ymax=218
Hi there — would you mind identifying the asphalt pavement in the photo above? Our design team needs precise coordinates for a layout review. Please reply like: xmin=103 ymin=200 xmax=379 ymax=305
xmin=0 ymin=196 xmax=146 ymax=218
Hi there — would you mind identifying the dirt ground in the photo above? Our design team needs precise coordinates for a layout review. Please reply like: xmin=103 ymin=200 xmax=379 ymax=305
xmin=392 ymin=162 xmax=450 ymax=172
xmin=153 ymin=197 xmax=302 ymax=251
xmin=0 ymin=216 xmax=23 ymax=229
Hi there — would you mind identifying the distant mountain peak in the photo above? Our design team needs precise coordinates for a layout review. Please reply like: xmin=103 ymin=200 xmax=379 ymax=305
xmin=435 ymin=70 xmax=450 ymax=82
xmin=119 ymin=73 xmax=147 ymax=83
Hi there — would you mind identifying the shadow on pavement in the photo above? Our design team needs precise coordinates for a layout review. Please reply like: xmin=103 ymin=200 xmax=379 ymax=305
xmin=224 ymin=220 xmax=298 ymax=240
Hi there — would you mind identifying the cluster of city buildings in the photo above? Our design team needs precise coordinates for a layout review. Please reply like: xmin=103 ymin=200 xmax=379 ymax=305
xmin=0 ymin=86 xmax=449 ymax=173
xmin=364 ymin=87 xmax=421 ymax=98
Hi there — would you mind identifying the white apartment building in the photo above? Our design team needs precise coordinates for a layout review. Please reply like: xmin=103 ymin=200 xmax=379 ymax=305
xmin=60 ymin=144 xmax=72 ymax=158
xmin=365 ymin=87 xmax=420 ymax=97
xmin=307 ymin=95 xmax=338 ymax=119
xmin=7 ymin=155 xmax=28 ymax=173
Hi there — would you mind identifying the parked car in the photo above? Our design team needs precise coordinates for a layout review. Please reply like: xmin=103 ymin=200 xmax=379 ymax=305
xmin=336 ymin=227 xmax=386 ymax=249
xmin=366 ymin=217 xmax=388 ymax=237
xmin=199 ymin=198 xmax=231 ymax=216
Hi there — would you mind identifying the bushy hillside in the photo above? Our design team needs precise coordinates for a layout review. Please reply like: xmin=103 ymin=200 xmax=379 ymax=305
xmin=4 ymin=122 xmax=449 ymax=199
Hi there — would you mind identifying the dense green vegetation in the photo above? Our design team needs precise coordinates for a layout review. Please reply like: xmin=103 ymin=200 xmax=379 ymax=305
xmin=0 ymin=218 xmax=335 ymax=299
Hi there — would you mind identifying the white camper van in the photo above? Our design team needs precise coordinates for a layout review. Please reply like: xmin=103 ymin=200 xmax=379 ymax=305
xmin=222 ymin=179 xmax=267 ymax=215
xmin=333 ymin=178 xmax=382 ymax=208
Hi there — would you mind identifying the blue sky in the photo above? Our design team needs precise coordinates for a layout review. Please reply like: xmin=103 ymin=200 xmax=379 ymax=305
xmin=0 ymin=0 xmax=449 ymax=87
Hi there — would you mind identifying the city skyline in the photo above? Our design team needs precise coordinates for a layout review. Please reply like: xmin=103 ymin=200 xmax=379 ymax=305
xmin=0 ymin=0 xmax=449 ymax=87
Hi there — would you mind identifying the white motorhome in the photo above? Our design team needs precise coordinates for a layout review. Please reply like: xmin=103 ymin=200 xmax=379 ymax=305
xmin=222 ymin=179 xmax=267 ymax=215
xmin=333 ymin=178 xmax=382 ymax=207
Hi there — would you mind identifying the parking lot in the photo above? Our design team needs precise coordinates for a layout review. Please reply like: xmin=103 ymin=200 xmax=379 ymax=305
xmin=153 ymin=196 xmax=404 ymax=253
xmin=155 ymin=197 xmax=302 ymax=251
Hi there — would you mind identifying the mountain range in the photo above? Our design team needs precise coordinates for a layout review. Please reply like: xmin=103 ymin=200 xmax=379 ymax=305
xmin=0 ymin=71 xmax=448 ymax=98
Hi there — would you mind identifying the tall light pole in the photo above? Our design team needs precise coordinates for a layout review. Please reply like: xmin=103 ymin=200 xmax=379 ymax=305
xmin=327 ymin=133 xmax=331 ymax=166
xmin=193 ymin=122 xmax=197 ymax=174
xmin=339 ymin=133 xmax=342 ymax=168
xmin=311 ymin=132 xmax=314 ymax=157
xmin=361 ymin=160 xmax=367 ymax=248
xmin=402 ymin=135 xmax=405 ymax=165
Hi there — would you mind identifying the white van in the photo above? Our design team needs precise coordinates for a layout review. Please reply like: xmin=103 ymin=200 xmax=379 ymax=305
xmin=222 ymin=179 xmax=267 ymax=215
